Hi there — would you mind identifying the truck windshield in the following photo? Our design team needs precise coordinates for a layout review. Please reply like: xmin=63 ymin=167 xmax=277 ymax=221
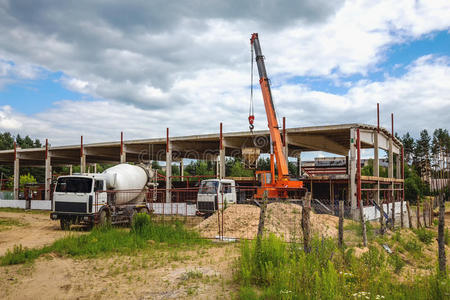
xmin=56 ymin=177 xmax=93 ymax=193
xmin=199 ymin=181 xmax=219 ymax=194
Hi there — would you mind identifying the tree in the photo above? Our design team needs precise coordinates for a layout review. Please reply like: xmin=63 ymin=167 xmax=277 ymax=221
xmin=20 ymin=173 xmax=37 ymax=186
xmin=401 ymin=132 xmax=415 ymax=164
xmin=414 ymin=129 xmax=431 ymax=179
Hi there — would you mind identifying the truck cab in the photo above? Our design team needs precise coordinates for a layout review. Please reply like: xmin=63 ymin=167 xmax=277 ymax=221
xmin=50 ymin=174 xmax=108 ymax=229
xmin=196 ymin=179 xmax=236 ymax=214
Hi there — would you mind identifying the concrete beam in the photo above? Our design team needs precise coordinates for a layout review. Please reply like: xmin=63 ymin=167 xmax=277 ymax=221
xmin=289 ymin=134 xmax=348 ymax=156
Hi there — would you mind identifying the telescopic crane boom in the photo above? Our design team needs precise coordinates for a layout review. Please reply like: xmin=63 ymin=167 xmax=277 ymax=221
xmin=250 ymin=33 xmax=303 ymax=199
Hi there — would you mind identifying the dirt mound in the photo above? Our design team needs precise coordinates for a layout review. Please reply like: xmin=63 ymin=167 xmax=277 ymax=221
xmin=196 ymin=203 xmax=339 ymax=241
xmin=196 ymin=205 xmax=260 ymax=239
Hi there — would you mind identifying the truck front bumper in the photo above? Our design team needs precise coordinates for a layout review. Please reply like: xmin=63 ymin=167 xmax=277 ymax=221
xmin=50 ymin=212 xmax=95 ymax=222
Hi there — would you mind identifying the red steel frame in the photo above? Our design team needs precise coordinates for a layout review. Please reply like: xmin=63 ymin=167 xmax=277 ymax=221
xmin=357 ymin=129 xmax=361 ymax=208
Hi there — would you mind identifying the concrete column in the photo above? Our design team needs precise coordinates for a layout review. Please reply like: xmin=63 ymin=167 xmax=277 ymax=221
xmin=349 ymin=128 xmax=357 ymax=216
xmin=13 ymin=158 xmax=19 ymax=200
xmin=284 ymin=135 xmax=289 ymax=163
xmin=69 ymin=165 xmax=73 ymax=175
xmin=180 ymin=160 xmax=184 ymax=182
xmin=120 ymin=152 xmax=126 ymax=164
xmin=165 ymin=143 xmax=172 ymax=203
xmin=93 ymin=163 xmax=97 ymax=173
xmin=219 ymin=147 xmax=225 ymax=179
xmin=396 ymin=154 xmax=401 ymax=179
xmin=374 ymin=132 xmax=380 ymax=207
xmin=297 ymin=152 xmax=302 ymax=177
xmin=80 ymin=154 xmax=86 ymax=174
xmin=216 ymin=156 xmax=220 ymax=177
xmin=388 ymin=138 xmax=393 ymax=178
xmin=45 ymin=156 xmax=51 ymax=200
xmin=120 ymin=132 xmax=126 ymax=163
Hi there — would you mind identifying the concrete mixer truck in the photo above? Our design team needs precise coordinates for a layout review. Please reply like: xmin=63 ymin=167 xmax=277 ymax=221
xmin=50 ymin=163 xmax=155 ymax=230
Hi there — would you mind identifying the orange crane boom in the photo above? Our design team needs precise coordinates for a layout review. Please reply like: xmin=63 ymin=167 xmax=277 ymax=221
xmin=250 ymin=33 xmax=303 ymax=199
xmin=251 ymin=33 xmax=289 ymax=180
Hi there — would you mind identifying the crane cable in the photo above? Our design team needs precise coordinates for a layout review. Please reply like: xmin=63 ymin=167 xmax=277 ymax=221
xmin=248 ymin=44 xmax=255 ymax=132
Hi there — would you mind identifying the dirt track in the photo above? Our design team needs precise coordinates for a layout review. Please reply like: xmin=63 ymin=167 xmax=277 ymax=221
xmin=0 ymin=211 xmax=72 ymax=255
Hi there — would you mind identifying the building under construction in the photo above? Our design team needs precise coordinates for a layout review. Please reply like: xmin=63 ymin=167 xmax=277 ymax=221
xmin=0 ymin=121 xmax=404 ymax=219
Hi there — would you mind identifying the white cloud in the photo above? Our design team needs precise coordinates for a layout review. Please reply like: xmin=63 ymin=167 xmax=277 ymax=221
xmin=0 ymin=0 xmax=448 ymax=146
xmin=0 ymin=105 xmax=22 ymax=129
xmin=0 ymin=55 xmax=448 ymax=146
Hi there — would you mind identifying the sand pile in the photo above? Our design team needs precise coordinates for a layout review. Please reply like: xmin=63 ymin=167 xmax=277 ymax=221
xmin=196 ymin=203 xmax=339 ymax=241
xmin=196 ymin=204 xmax=260 ymax=239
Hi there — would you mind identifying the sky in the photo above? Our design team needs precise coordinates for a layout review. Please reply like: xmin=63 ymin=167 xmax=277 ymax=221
xmin=0 ymin=0 xmax=449 ymax=148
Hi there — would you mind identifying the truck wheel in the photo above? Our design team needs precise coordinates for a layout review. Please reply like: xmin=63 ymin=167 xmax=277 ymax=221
xmin=98 ymin=209 xmax=110 ymax=226
xmin=138 ymin=207 xmax=149 ymax=215
xmin=60 ymin=218 xmax=71 ymax=230
xmin=129 ymin=209 xmax=137 ymax=225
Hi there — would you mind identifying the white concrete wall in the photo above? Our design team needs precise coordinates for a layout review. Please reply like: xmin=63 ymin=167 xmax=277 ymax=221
xmin=363 ymin=201 xmax=406 ymax=221
xmin=149 ymin=203 xmax=197 ymax=216
xmin=31 ymin=200 xmax=52 ymax=210
xmin=0 ymin=200 xmax=26 ymax=209
xmin=0 ymin=199 xmax=51 ymax=210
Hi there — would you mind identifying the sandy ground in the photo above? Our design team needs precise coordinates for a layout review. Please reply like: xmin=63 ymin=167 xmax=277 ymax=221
xmin=0 ymin=211 xmax=74 ymax=256
xmin=0 ymin=243 xmax=239 ymax=300
xmin=196 ymin=203 xmax=339 ymax=240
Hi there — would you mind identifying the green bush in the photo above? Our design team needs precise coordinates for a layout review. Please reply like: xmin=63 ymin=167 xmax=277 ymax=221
xmin=131 ymin=213 xmax=151 ymax=236
xmin=388 ymin=253 xmax=406 ymax=274
xmin=403 ymin=238 xmax=422 ymax=254
xmin=415 ymin=228 xmax=434 ymax=245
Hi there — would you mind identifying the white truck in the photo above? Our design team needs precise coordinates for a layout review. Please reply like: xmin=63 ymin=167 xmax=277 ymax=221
xmin=50 ymin=163 xmax=155 ymax=230
xmin=196 ymin=179 xmax=237 ymax=215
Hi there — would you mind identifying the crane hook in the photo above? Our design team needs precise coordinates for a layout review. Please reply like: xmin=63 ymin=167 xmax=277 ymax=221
xmin=248 ymin=115 xmax=255 ymax=132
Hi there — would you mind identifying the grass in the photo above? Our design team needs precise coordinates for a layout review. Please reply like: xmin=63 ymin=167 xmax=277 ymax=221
xmin=414 ymin=228 xmax=435 ymax=245
xmin=235 ymin=234 xmax=450 ymax=299
xmin=0 ymin=207 xmax=49 ymax=215
xmin=0 ymin=213 xmax=208 ymax=266
xmin=0 ymin=217 xmax=28 ymax=231
xmin=344 ymin=220 xmax=376 ymax=241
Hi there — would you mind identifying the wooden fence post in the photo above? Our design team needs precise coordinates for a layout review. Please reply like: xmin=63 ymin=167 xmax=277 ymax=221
xmin=302 ymin=192 xmax=311 ymax=253
xmin=338 ymin=200 xmax=344 ymax=248
xmin=257 ymin=192 xmax=268 ymax=239
xmin=429 ymin=198 xmax=433 ymax=226
xmin=438 ymin=193 xmax=446 ymax=276
xmin=416 ymin=203 xmax=422 ymax=228
xmin=406 ymin=202 xmax=413 ymax=229
xmin=422 ymin=202 xmax=427 ymax=227
xmin=379 ymin=200 xmax=385 ymax=235
xmin=401 ymin=193 xmax=404 ymax=228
